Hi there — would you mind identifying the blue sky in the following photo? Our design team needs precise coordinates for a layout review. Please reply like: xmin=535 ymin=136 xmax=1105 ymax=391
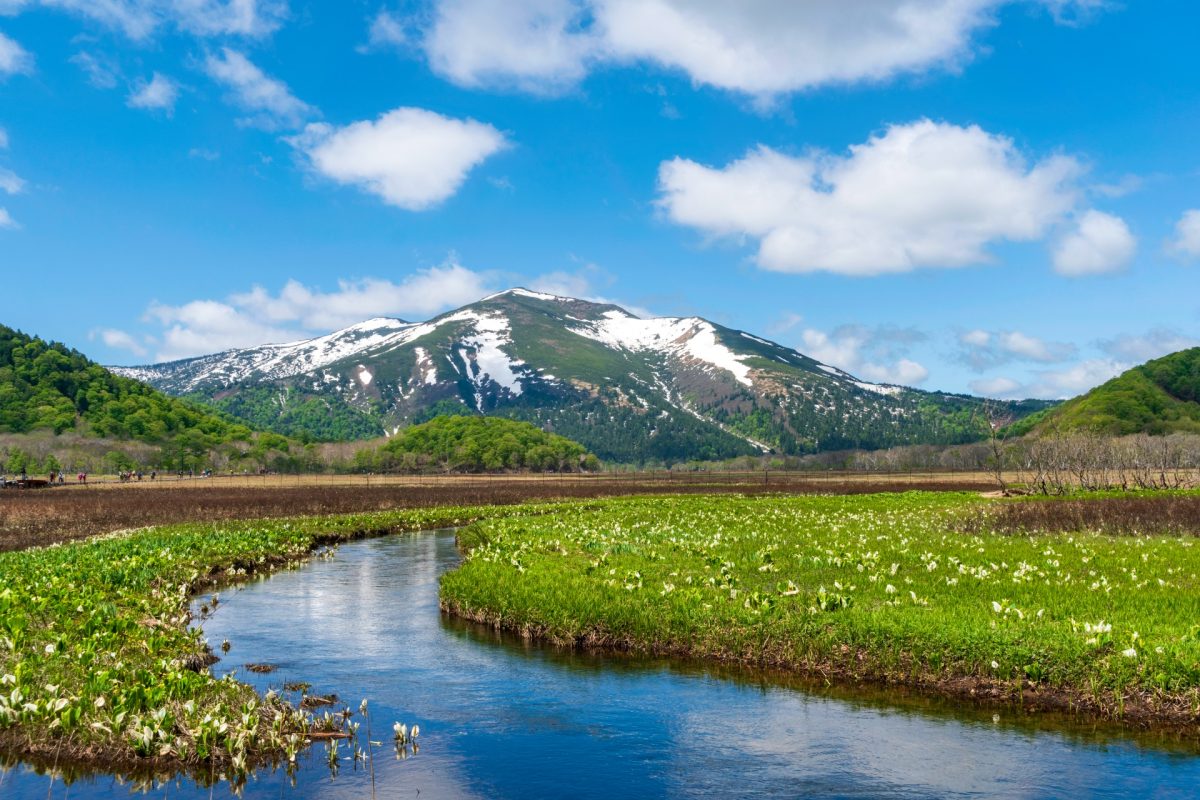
xmin=0 ymin=0 xmax=1197 ymax=399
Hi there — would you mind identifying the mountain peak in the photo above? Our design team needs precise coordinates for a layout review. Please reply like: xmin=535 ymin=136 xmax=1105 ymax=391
xmin=479 ymin=287 xmax=570 ymax=303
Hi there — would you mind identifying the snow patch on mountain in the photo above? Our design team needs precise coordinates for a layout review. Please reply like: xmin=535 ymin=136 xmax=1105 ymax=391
xmin=569 ymin=310 xmax=753 ymax=386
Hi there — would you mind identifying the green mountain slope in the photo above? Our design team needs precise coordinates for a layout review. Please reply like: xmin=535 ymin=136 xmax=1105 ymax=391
xmin=0 ymin=324 xmax=293 ymax=471
xmin=114 ymin=290 xmax=1054 ymax=463
xmin=1012 ymin=348 xmax=1200 ymax=436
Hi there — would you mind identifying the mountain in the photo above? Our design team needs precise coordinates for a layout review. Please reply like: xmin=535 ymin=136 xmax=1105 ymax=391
xmin=0 ymin=323 xmax=283 ymax=468
xmin=113 ymin=289 xmax=1051 ymax=462
xmin=1010 ymin=347 xmax=1200 ymax=437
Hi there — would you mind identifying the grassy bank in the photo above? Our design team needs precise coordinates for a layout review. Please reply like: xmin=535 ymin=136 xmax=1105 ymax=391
xmin=0 ymin=502 xmax=555 ymax=775
xmin=441 ymin=492 xmax=1200 ymax=725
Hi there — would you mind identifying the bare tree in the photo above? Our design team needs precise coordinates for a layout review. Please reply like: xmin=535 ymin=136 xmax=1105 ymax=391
xmin=982 ymin=402 xmax=1016 ymax=494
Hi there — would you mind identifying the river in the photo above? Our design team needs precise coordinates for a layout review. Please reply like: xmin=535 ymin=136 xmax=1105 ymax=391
xmin=4 ymin=529 xmax=1200 ymax=798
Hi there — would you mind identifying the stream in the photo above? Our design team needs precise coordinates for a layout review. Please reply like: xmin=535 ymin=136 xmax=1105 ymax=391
xmin=5 ymin=528 xmax=1200 ymax=798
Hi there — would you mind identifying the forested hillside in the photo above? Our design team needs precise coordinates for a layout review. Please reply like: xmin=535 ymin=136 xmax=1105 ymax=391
xmin=357 ymin=414 xmax=598 ymax=473
xmin=0 ymin=324 xmax=295 ymax=472
xmin=1012 ymin=348 xmax=1200 ymax=436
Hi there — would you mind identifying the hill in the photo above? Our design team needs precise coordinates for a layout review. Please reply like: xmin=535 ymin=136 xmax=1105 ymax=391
xmin=1011 ymin=348 xmax=1200 ymax=437
xmin=113 ymin=289 xmax=1053 ymax=463
xmin=0 ymin=323 xmax=290 ymax=472
xmin=362 ymin=414 xmax=598 ymax=473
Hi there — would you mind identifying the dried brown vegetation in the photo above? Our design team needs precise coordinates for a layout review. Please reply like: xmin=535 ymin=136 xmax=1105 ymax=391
xmin=961 ymin=493 xmax=1200 ymax=537
xmin=0 ymin=472 xmax=994 ymax=551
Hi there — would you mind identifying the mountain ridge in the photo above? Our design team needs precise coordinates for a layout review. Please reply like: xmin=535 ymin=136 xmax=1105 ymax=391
xmin=112 ymin=289 xmax=1053 ymax=462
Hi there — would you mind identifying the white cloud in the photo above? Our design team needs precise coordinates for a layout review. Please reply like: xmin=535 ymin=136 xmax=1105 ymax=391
xmin=146 ymin=299 xmax=307 ymax=362
xmin=171 ymin=0 xmax=288 ymax=38
xmin=976 ymin=358 xmax=1126 ymax=400
xmin=1098 ymin=329 xmax=1200 ymax=362
xmin=0 ymin=30 xmax=32 ymax=76
xmin=0 ymin=207 xmax=16 ymax=229
xmin=0 ymin=127 xmax=6 ymax=150
xmin=127 ymin=71 xmax=179 ymax=113
xmin=70 ymin=51 xmax=120 ymax=88
xmin=203 ymin=47 xmax=312 ymax=129
xmin=958 ymin=328 xmax=1076 ymax=370
xmin=141 ymin=263 xmax=496 ymax=360
xmin=968 ymin=376 xmax=1021 ymax=397
xmin=422 ymin=0 xmax=596 ymax=94
xmin=367 ymin=9 xmax=410 ymax=48
xmin=799 ymin=324 xmax=929 ymax=386
xmin=527 ymin=265 xmax=655 ymax=317
xmin=20 ymin=1 xmax=285 ymax=40
xmin=290 ymin=107 xmax=507 ymax=210
xmin=658 ymin=119 xmax=1082 ymax=276
xmin=0 ymin=165 xmax=23 ymax=194
xmin=91 ymin=328 xmax=149 ymax=358
xmin=229 ymin=264 xmax=495 ymax=330
xmin=1167 ymin=209 xmax=1200 ymax=260
xmin=403 ymin=1 xmax=1108 ymax=97
xmin=1051 ymin=209 xmax=1136 ymax=276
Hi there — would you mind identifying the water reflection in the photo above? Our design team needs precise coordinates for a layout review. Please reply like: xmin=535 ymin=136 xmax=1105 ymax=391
xmin=5 ymin=529 xmax=1200 ymax=799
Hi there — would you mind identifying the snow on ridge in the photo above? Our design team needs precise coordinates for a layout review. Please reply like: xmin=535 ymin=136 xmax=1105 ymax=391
xmin=570 ymin=311 xmax=753 ymax=386
xmin=480 ymin=287 xmax=567 ymax=303
xmin=853 ymin=381 xmax=903 ymax=396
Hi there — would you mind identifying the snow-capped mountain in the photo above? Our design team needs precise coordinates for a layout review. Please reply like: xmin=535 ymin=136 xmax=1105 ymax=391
xmin=112 ymin=289 xmax=1049 ymax=461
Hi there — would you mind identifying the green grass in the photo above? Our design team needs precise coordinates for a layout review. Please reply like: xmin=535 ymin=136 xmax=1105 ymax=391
xmin=440 ymin=492 xmax=1200 ymax=718
xmin=0 ymin=502 xmax=558 ymax=772
xmin=8 ymin=490 xmax=1200 ymax=778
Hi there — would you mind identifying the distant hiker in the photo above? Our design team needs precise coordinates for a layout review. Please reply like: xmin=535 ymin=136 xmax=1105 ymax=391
xmin=57 ymin=473 xmax=64 ymax=485
xmin=150 ymin=470 xmax=157 ymax=481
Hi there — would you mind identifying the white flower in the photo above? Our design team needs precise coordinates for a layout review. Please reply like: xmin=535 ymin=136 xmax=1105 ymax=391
xmin=1122 ymin=647 xmax=1137 ymax=658
xmin=885 ymin=584 xmax=897 ymax=594
xmin=43 ymin=644 xmax=55 ymax=655
xmin=992 ymin=601 xmax=1003 ymax=613
xmin=990 ymin=660 xmax=1000 ymax=669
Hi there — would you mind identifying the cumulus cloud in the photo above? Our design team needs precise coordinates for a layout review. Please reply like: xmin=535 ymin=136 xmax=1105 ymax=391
xmin=1051 ymin=209 xmax=1136 ymax=276
xmin=0 ymin=207 xmax=16 ymax=229
xmin=958 ymin=329 xmax=1076 ymax=371
xmin=290 ymin=107 xmax=507 ymax=210
xmin=203 ymin=47 xmax=312 ymax=129
xmin=1167 ymin=209 xmax=1200 ymax=260
xmin=127 ymin=72 xmax=179 ymax=113
xmin=1098 ymin=329 xmax=1200 ymax=362
xmin=422 ymin=0 xmax=595 ymax=93
xmin=90 ymin=328 xmax=149 ymax=358
xmin=797 ymin=323 xmax=929 ymax=386
xmin=658 ymin=119 xmax=1083 ymax=276
xmin=140 ymin=263 xmax=496 ymax=360
xmin=0 ymin=30 xmax=32 ymax=77
xmin=401 ymin=1 xmax=1106 ymax=97
xmin=17 ymin=0 xmax=286 ymax=41
xmin=970 ymin=358 xmax=1126 ymax=400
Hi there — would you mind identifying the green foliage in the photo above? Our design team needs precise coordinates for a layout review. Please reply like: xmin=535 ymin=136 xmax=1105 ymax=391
xmin=0 ymin=324 xmax=254 ymax=447
xmin=1018 ymin=348 xmax=1200 ymax=437
xmin=187 ymin=386 xmax=382 ymax=442
xmin=443 ymin=492 xmax=1200 ymax=714
xmin=379 ymin=415 xmax=596 ymax=473
xmin=0 ymin=503 xmax=546 ymax=769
